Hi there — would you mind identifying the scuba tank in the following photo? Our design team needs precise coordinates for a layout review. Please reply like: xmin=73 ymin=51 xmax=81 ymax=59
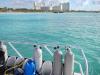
xmin=64 ymin=47 xmax=74 ymax=75
xmin=52 ymin=46 xmax=63 ymax=75
xmin=0 ymin=41 xmax=8 ymax=64
xmin=33 ymin=45 xmax=42 ymax=72
xmin=23 ymin=59 xmax=36 ymax=75
xmin=41 ymin=61 xmax=52 ymax=75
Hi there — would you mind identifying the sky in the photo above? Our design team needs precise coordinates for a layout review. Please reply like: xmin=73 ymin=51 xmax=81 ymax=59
xmin=0 ymin=0 xmax=100 ymax=11
xmin=70 ymin=0 xmax=100 ymax=10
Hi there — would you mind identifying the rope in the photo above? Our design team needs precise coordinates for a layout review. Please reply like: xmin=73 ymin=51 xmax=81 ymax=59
xmin=4 ymin=61 xmax=24 ymax=75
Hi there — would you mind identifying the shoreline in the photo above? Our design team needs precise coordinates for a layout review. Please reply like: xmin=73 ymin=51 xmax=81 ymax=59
xmin=0 ymin=11 xmax=100 ymax=14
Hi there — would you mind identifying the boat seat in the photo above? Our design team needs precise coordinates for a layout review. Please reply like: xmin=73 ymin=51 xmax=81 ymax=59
xmin=41 ymin=61 xmax=52 ymax=75
xmin=6 ymin=56 xmax=16 ymax=67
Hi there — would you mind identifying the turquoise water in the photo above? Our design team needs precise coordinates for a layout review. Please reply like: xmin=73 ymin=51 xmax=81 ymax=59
xmin=0 ymin=12 xmax=100 ymax=75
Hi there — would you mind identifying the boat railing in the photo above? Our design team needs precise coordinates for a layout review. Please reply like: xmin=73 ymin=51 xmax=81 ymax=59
xmin=8 ymin=42 xmax=88 ymax=75
xmin=80 ymin=49 xmax=88 ymax=75
xmin=8 ymin=42 xmax=23 ymax=58
xmin=71 ymin=46 xmax=88 ymax=75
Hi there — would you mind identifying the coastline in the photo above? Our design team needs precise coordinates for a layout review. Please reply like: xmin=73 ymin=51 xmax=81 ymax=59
xmin=0 ymin=11 xmax=54 ymax=14
xmin=0 ymin=11 xmax=100 ymax=14
xmin=0 ymin=10 xmax=100 ymax=14
xmin=0 ymin=8 xmax=100 ymax=13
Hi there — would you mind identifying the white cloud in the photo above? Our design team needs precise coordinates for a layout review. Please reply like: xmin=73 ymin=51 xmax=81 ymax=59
xmin=70 ymin=0 xmax=100 ymax=10
xmin=59 ymin=0 xmax=69 ymax=3
xmin=83 ymin=0 xmax=90 ymax=5
xmin=81 ymin=0 xmax=100 ymax=10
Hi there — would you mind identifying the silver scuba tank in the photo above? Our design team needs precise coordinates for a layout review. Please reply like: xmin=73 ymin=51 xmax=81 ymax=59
xmin=53 ymin=46 xmax=63 ymax=75
xmin=64 ymin=47 xmax=74 ymax=75
xmin=41 ymin=61 xmax=52 ymax=75
xmin=33 ymin=45 xmax=42 ymax=72
xmin=0 ymin=41 xmax=8 ymax=62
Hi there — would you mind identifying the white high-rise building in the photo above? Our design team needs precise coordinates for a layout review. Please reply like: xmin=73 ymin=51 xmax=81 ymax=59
xmin=60 ymin=2 xmax=70 ymax=12
xmin=52 ymin=5 xmax=61 ymax=11
xmin=33 ymin=2 xmax=36 ymax=10
xmin=51 ymin=2 xmax=70 ymax=12
xmin=32 ymin=1 xmax=70 ymax=12
xmin=33 ymin=2 xmax=45 ymax=10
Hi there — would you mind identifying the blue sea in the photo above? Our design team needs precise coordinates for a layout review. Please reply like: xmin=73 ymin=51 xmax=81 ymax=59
xmin=0 ymin=12 xmax=100 ymax=75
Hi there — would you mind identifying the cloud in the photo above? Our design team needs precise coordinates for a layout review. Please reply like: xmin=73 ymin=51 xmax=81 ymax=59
xmin=92 ymin=0 xmax=100 ymax=4
xmin=82 ymin=0 xmax=91 ymax=5
xmin=81 ymin=0 xmax=100 ymax=6
xmin=70 ymin=0 xmax=100 ymax=10
xmin=80 ymin=0 xmax=100 ymax=10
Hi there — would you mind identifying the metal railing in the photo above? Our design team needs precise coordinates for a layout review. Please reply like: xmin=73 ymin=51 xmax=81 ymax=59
xmin=80 ymin=49 xmax=88 ymax=75
xmin=8 ymin=42 xmax=23 ymax=58
xmin=74 ymin=60 xmax=84 ymax=75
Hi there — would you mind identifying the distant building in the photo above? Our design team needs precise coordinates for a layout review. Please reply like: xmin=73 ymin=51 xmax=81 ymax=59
xmin=32 ymin=1 xmax=70 ymax=12
xmin=41 ymin=6 xmax=50 ymax=11
xmin=33 ymin=2 xmax=36 ymax=10
xmin=51 ymin=2 xmax=70 ymax=12
xmin=52 ymin=5 xmax=61 ymax=12
xmin=60 ymin=2 xmax=70 ymax=12
xmin=33 ymin=2 xmax=45 ymax=10
xmin=49 ymin=4 xmax=53 ymax=11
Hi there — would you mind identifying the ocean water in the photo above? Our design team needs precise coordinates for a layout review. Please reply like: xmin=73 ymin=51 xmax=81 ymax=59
xmin=0 ymin=12 xmax=100 ymax=75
